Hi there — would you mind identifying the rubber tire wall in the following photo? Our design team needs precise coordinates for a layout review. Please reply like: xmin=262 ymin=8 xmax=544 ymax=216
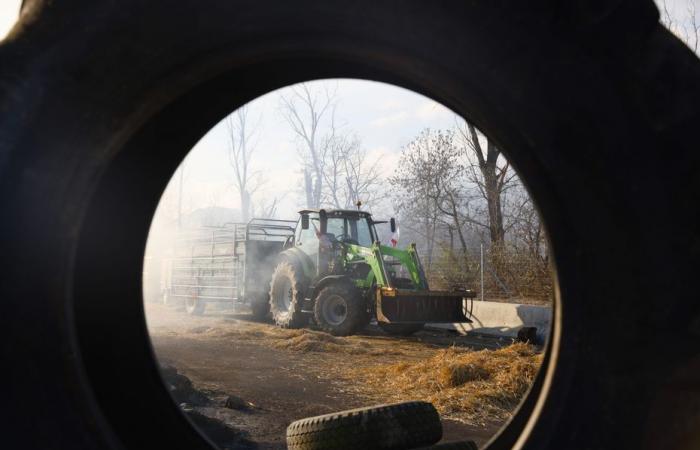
xmin=0 ymin=1 xmax=699 ymax=450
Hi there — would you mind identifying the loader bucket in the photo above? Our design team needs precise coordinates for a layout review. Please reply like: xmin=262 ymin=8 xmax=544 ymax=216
xmin=376 ymin=288 xmax=475 ymax=324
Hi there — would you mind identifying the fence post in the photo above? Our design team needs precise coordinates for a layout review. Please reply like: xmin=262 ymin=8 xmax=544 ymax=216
xmin=480 ymin=243 xmax=484 ymax=301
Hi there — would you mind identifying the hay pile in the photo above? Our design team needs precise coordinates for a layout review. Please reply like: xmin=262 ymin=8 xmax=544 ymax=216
xmin=194 ymin=323 xmax=408 ymax=356
xmin=347 ymin=343 xmax=543 ymax=426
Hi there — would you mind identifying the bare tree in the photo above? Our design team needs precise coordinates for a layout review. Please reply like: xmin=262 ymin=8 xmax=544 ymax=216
xmin=506 ymin=186 xmax=547 ymax=263
xmin=341 ymin=138 xmax=384 ymax=210
xmin=320 ymin=133 xmax=383 ymax=209
xmin=391 ymin=129 xmax=468 ymax=267
xmin=279 ymin=83 xmax=336 ymax=208
xmin=226 ymin=105 xmax=262 ymax=222
xmin=252 ymin=195 xmax=285 ymax=219
xmin=456 ymin=120 xmax=517 ymax=245
xmin=661 ymin=0 xmax=699 ymax=53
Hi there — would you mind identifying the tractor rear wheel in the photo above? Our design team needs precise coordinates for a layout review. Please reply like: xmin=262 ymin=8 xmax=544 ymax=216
xmin=379 ymin=322 xmax=424 ymax=336
xmin=314 ymin=284 xmax=368 ymax=336
xmin=269 ymin=261 xmax=308 ymax=328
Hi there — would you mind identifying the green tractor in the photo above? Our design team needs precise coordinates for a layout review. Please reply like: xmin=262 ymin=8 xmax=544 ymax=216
xmin=268 ymin=209 xmax=474 ymax=336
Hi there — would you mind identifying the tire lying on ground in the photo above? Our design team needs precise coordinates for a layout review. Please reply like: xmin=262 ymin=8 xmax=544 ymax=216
xmin=269 ymin=260 xmax=308 ymax=328
xmin=379 ymin=322 xmax=425 ymax=336
xmin=286 ymin=401 xmax=442 ymax=450
xmin=416 ymin=441 xmax=478 ymax=450
xmin=313 ymin=283 xmax=368 ymax=336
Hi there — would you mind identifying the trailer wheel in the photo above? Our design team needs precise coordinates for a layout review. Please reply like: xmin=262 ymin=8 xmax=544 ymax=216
xmin=269 ymin=261 xmax=308 ymax=328
xmin=313 ymin=284 xmax=367 ymax=336
xmin=379 ymin=322 xmax=424 ymax=336
xmin=286 ymin=401 xmax=442 ymax=450
xmin=185 ymin=296 xmax=206 ymax=316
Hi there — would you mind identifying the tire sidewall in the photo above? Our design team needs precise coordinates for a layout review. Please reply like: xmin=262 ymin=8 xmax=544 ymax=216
xmin=269 ymin=260 xmax=307 ymax=328
xmin=313 ymin=283 xmax=367 ymax=336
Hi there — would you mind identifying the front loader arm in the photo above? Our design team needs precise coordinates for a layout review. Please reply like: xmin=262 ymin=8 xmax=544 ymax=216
xmin=378 ymin=243 xmax=428 ymax=290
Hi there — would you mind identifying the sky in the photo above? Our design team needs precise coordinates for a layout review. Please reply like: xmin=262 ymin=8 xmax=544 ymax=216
xmin=173 ymin=80 xmax=456 ymax=220
xmin=0 ymin=0 xmax=21 ymax=39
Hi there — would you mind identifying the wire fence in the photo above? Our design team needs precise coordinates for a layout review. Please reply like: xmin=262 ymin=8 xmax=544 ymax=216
xmin=421 ymin=244 xmax=553 ymax=305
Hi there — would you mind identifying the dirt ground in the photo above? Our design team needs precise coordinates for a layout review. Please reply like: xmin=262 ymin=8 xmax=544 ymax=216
xmin=145 ymin=302 xmax=524 ymax=449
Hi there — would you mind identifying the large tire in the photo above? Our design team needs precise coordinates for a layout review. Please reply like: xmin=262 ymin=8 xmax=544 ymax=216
xmin=286 ymin=401 xmax=442 ymax=450
xmin=184 ymin=296 xmax=206 ymax=316
xmin=417 ymin=442 xmax=477 ymax=450
xmin=269 ymin=261 xmax=308 ymax=328
xmin=379 ymin=322 xmax=425 ymax=336
xmin=250 ymin=296 xmax=270 ymax=321
xmin=313 ymin=284 xmax=367 ymax=336
xmin=4 ymin=2 xmax=700 ymax=450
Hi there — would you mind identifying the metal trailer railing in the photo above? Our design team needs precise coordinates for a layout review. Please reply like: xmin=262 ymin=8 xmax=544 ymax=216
xmin=164 ymin=218 xmax=296 ymax=306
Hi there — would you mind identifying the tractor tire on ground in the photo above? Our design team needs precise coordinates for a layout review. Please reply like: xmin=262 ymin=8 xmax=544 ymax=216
xmin=185 ymin=297 xmax=206 ymax=316
xmin=250 ymin=296 xmax=270 ymax=321
xmin=379 ymin=322 xmax=424 ymax=336
xmin=313 ymin=284 xmax=368 ymax=336
xmin=286 ymin=401 xmax=442 ymax=450
xmin=269 ymin=261 xmax=308 ymax=329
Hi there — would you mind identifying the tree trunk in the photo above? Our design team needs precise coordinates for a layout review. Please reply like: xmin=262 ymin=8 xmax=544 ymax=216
xmin=304 ymin=168 xmax=314 ymax=208
xmin=240 ymin=191 xmax=250 ymax=222
xmin=484 ymin=171 xmax=505 ymax=244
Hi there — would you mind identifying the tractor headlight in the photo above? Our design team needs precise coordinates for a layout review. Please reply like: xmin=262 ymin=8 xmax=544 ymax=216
xmin=380 ymin=287 xmax=397 ymax=297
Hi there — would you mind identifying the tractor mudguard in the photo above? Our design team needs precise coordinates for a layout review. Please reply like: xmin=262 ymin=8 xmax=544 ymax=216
xmin=277 ymin=247 xmax=315 ymax=280
xmin=301 ymin=275 xmax=355 ymax=313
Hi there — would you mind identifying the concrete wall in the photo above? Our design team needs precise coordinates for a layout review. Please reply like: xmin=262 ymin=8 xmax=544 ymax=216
xmin=429 ymin=301 xmax=552 ymax=343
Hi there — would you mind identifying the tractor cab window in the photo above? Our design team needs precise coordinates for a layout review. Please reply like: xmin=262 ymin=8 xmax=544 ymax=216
xmin=298 ymin=213 xmax=320 ymax=252
xmin=323 ymin=215 xmax=375 ymax=246
xmin=351 ymin=217 xmax=375 ymax=247
xmin=354 ymin=217 xmax=375 ymax=247
xmin=325 ymin=217 xmax=345 ymax=241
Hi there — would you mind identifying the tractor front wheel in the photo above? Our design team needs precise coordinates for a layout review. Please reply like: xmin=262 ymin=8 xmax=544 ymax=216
xmin=379 ymin=322 xmax=424 ymax=336
xmin=314 ymin=284 xmax=368 ymax=336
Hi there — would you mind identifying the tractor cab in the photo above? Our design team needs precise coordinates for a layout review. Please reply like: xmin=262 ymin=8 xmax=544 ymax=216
xmin=295 ymin=209 xmax=377 ymax=244
xmin=293 ymin=209 xmax=382 ymax=278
